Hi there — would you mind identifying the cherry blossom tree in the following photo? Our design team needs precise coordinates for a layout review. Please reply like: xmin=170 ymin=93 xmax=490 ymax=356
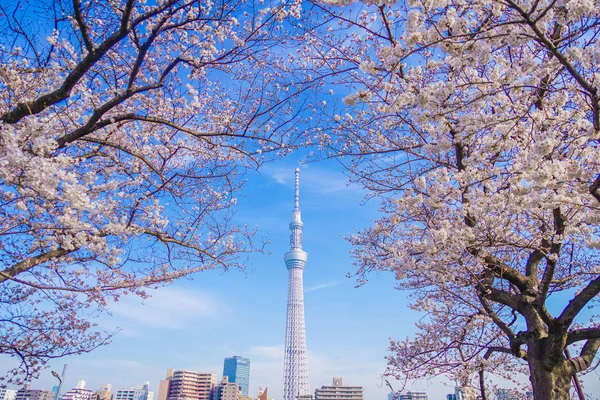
xmin=0 ymin=0 xmax=309 ymax=383
xmin=299 ymin=0 xmax=600 ymax=398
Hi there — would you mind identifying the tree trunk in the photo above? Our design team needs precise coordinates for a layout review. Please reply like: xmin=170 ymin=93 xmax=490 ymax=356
xmin=528 ymin=357 xmax=573 ymax=400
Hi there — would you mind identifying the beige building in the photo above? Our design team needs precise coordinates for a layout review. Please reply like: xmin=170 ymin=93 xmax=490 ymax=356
xmin=216 ymin=377 xmax=241 ymax=400
xmin=157 ymin=374 xmax=171 ymax=400
xmin=314 ymin=378 xmax=363 ymax=400
xmin=94 ymin=384 xmax=112 ymax=400
xmin=454 ymin=387 xmax=477 ymax=400
xmin=246 ymin=387 xmax=271 ymax=400
xmin=15 ymin=386 xmax=53 ymax=400
xmin=157 ymin=369 xmax=216 ymax=400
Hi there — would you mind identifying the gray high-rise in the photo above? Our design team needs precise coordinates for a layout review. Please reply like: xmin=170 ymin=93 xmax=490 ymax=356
xmin=223 ymin=356 xmax=250 ymax=396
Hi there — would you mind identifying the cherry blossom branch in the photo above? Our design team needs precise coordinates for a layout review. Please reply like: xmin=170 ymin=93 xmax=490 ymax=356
xmin=0 ymin=1 xmax=42 ymax=65
xmin=0 ymin=270 xmax=203 ymax=294
xmin=126 ymin=15 xmax=169 ymax=90
xmin=89 ymin=113 xmax=282 ymax=144
xmin=537 ymin=208 xmax=564 ymax=301
xmin=477 ymin=293 xmax=518 ymax=343
xmin=54 ymin=52 xmax=185 ymax=148
xmin=558 ymin=275 xmax=600 ymax=327
xmin=478 ymin=346 xmax=526 ymax=399
xmin=504 ymin=0 xmax=600 ymax=129
xmin=483 ymin=255 xmax=529 ymax=292
xmin=0 ymin=247 xmax=75 ymax=285
xmin=80 ymin=137 xmax=164 ymax=177
xmin=72 ymin=0 xmax=93 ymax=53
xmin=590 ymin=174 xmax=600 ymax=205
xmin=570 ymin=338 xmax=600 ymax=373
xmin=567 ymin=328 xmax=600 ymax=345
xmin=141 ymin=229 xmax=232 ymax=263
xmin=0 ymin=0 xmax=181 ymax=124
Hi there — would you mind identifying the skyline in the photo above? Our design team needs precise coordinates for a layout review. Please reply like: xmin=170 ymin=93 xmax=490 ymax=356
xmin=2 ymin=159 xmax=599 ymax=399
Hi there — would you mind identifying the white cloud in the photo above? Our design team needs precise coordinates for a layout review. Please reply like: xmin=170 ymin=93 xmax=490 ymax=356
xmin=262 ymin=164 xmax=362 ymax=197
xmin=108 ymin=286 xmax=226 ymax=330
xmin=270 ymin=169 xmax=291 ymax=185
xmin=305 ymin=281 xmax=341 ymax=293
xmin=247 ymin=345 xmax=284 ymax=359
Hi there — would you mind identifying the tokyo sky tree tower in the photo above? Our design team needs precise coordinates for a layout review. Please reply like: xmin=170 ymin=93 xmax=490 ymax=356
xmin=283 ymin=168 xmax=310 ymax=400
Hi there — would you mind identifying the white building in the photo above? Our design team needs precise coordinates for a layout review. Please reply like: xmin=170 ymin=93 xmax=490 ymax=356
xmin=0 ymin=389 xmax=17 ymax=400
xmin=314 ymin=378 xmax=363 ymax=400
xmin=115 ymin=383 xmax=153 ymax=400
xmin=394 ymin=392 xmax=428 ymax=400
xmin=496 ymin=389 xmax=518 ymax=400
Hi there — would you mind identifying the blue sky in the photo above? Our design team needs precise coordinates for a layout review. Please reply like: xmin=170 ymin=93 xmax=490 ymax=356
xmin=3 ymin=158 xmax=600 ymax=399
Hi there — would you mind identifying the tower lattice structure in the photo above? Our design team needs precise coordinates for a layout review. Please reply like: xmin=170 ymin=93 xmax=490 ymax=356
xmin=283 ymin=168 xmax=310 ymax=400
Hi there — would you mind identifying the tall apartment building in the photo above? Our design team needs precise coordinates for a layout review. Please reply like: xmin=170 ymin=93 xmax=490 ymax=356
xmin=215 ymin=377 xmax=241 ymax=400
xmin=115 ymin=383 xmax=154 ymax=400
xmin=313 ymin=378 xmax=363 ymax=400
xmin=223 ymin=356 xmax=250 ymax=397
xmin=15 ymin=386 xmax=53 ymax=400
xmin=158 ymin=369 xmax=216 ymax=400
xmin=61 ymin=380 xmax=93 ymax=400
xmin=0 ymin=389 xmax=17 ymax=400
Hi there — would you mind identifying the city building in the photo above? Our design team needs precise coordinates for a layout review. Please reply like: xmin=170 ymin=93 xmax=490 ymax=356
xmin=283 ymin=168 xmax=310 ymax=400
xmin=257 ymin=388 xmax=270 ymax=400
xmin=159 ymin=369 xmax=217 ymax=400
xmin=115 ymin=383 xmax=153 ymax=400
xmin=216 ymin=377 xmax=241 ymax=400
xmin=0 ymin=389 xmax=17 ymax=400
xmin=496 ymin=389 xmax=519 ymax=400
xmin=223 ymin=356 xmax=250 ymax=396
xmin=395 ymin=393 xmax=427 ymax=400
xmin=157 ymin=370 xmax=173 ymax=400
xmin=93 ymin=385 xmax=112 ymax=400
xmin=454 ymin=387 xmax=476 ymax=400
xmin=313 ymin=378 xmax=363 ymax=400
xmin=61 ymin=380 xmax=93 ymax=400
xmin=15 ymin=386 xmax=53 ymax=400
xmin=445 ymin=395 xmax=456 ymax=400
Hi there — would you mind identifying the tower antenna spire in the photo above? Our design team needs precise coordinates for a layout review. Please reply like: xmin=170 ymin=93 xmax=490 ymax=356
xmin=294 ymin=167 xmax=300 ymax=211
